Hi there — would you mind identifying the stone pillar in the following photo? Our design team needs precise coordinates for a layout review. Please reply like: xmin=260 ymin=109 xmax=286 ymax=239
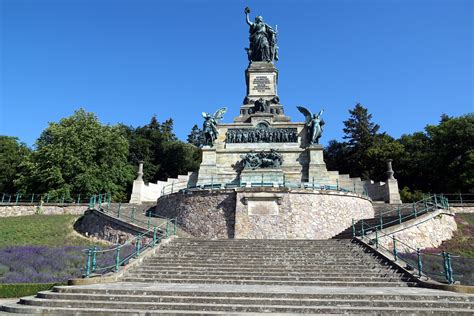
xmin=197 ymin=146 xmax=217 ymax=185
xmin=129 ymin=161 xmax=145 ymax=204
xmin=307 ymin=144 xmax=329 ymax=182
xmin=385 ymin=159 xmax=401 ymax=204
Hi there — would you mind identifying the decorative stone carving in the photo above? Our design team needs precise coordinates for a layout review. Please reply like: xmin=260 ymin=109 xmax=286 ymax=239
xmin=225 ymin=128 xmax=297 ymax=143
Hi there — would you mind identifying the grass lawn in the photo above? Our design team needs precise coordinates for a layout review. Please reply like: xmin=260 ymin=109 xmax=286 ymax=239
xmin=0 ymin=214 xmax=111 ymax=294
xmin=0 ymin=214 xmax=102 ymax=248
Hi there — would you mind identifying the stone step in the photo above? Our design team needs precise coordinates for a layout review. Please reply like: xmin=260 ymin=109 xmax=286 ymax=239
xmin=10 ymin=297 xmax=472 ymax=315
xmin=121 ymin=277 xmax=408 ymax=286
xmin=158 ymin=251 xmax=368 ymax=256
xmin=141 ymin=263 xmax=391 ymax=270
xmin=37 ymin=291 xmax=474 ymax=309
xmin=35 ymin=292 xmax=474 ymax=309
xmin=51 ymin=285 xmax=474 ymax=302
xmin=144 ymin=260 xmax=386 ymax=266
xmin=132 ymin=269 xmax=397 ymax=277
xmin=124 ymin=274 xmax=405 ymax=282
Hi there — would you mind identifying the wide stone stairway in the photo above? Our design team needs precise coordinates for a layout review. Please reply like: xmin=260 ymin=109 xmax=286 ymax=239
xmin=2 ymin=239 xmax=473 ymax=315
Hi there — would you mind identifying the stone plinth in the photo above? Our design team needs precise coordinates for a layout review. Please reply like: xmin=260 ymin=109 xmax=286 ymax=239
xmin=246 ymin=61 xmax=278 ymax=98
xmin=307 ymin=144 xmax=329 ymax=181
xmin=197 ymin=146 xmax=217 ymax=184
xmin=240 ymin=168 xmax=284 ymax=186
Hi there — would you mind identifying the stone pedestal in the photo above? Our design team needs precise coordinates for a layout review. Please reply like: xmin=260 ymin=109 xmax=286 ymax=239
xmin=129 ymin=179 xmax=145 ymax=204
xmin=197 ymin=146 xmax=217 ymax=184
xmin=386 ymin=179 xmax=402 ymax=204
xmin=307 ymin=145 xmax=329 ymax=181
xmin=246 ymin=61 xmax=278 ymax=98
xmin=240 ymin=168 xmax=284 ymax=186
xmin=234 ymin=62 xmax=289 ymax=123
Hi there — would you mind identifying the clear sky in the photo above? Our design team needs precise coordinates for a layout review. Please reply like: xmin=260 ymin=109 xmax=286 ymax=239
xmin=1 ymin=0 xmax=472 ymax=147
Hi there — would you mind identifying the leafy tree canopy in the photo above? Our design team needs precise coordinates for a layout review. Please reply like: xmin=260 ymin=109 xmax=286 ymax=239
xmin=15 ymin=109 xmax=134 ymax=200
xmin=124 ymin=116 xmax=200 ymax=184
xmin=0 ymin=136 xmax=31 ymax=193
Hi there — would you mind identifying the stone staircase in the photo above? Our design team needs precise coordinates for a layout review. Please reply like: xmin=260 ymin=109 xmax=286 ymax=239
xmin=123 ymin=239 xmax=411 ymax=287
xmin=2 ymin=239 xmax=473 ymax=314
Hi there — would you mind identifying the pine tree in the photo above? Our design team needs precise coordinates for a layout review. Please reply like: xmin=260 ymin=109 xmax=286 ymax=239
xmin=187 ymin=124 xmax=202 ymax=147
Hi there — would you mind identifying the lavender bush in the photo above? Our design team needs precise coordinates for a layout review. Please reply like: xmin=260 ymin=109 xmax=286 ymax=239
xmin=0 ymin=246 xmax=84 ymax=283
xmin=0 ymin=244 xmax=137 ymax=284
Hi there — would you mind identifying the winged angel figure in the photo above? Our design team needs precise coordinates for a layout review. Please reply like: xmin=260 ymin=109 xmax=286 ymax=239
xmin=202 ymin=107 xmax=227 ymax=147
xmin=297 ymin=106 xmax=325 ymax=145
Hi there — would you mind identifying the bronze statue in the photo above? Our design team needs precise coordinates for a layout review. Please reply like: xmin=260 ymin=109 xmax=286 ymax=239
xmin=297 ymin=106 xmax=325 ymax=145
xmin=240 ymin=149 xmax=283 ymax=169
xmin=202 ymin=107 xmax=227 ymax=146
xmin=244 ymin=7 xmax=278 ymax=62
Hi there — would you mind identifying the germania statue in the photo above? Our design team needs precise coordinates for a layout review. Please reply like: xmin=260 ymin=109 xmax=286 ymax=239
xmin=244 ymin=7 xmax=278 ymax=62
xmin=202 ymin=107 xmax=227 ymax=147
xmin=297 ymin=106 xmax=325 ymax=145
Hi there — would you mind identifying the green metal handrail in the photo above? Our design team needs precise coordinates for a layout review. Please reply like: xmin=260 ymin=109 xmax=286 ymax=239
xmin=0 ymin=192 xmax=95 ymax=205
xmin=436 ymin=193 xmax=474 ymax=206
xmin=352 ymin=194 xmax=458 ymax=284
xmin=357 ymin=226 xmax=458 ymax=284
xmin=352 ymin=194 xmax=449 ymax=235
xmin=83 ymin=200 xmax=177 ymax=278
xmin=160 ymin=176 xmax=370 ymax=199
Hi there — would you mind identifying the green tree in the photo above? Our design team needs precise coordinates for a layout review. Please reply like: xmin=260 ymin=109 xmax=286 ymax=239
xmin=125 ymin=116 xmax=201 ymax=184
xmin=343 ymin=103 xmax=380 ymax=179
xmin=187 ymin=124 xmax=202 ymax=147
xmin=16 ymin=109 xmax=134 ymax=200
xmin=0 ymin=136 xmax=31 ymax=192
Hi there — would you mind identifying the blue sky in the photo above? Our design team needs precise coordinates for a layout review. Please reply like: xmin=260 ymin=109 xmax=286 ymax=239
xmin=1 ymin=0 xmax=472 ymax=147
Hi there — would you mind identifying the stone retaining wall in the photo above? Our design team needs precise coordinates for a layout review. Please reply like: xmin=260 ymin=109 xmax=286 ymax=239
xmin=371 ymin=210 xmax=457 ymax=253
xmin=153 ymin=188 xmax=373 ymax=240
xmin=0 ymin=204 xmax=88 ymax=217
xmin=235 ymin=188 xmax=374 ymax=239
xmin=154 ymin=191 xmax=236 ymax=239
xmin=74 ymin=209 xmax=152 ymax=245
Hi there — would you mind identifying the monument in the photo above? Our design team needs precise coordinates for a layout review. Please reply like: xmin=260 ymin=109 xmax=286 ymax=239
xmin=131 ymin=7 xmax=401 ymax=239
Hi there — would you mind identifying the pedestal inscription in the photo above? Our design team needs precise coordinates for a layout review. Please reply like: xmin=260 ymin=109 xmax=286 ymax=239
xmin=248 ymin=200 xmax=279 ymax=216
xmin=249 ymin=73 xmax=276 ymax=96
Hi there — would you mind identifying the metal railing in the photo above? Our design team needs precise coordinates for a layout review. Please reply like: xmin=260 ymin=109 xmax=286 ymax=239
xmin=83 ymin=196 xmax=177 ymax=278
xmin=160 ymin=176 xmax=370 ymax=198
xmin=352 ymin=194 xmax=449 ymax=235
xmin=437 ymin=193 xmax=474 ymax=205
xmin=357 ymin=229 xmax=473 ymax=285
xmin=0 ymin=192 xmax=95 ymax=205
xmin=353 ymin=194 xmax=473 ymax=285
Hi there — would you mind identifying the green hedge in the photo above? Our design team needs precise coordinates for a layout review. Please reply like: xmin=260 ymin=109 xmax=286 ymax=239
xmin=0 ymin=282 xmax=65 ymax=298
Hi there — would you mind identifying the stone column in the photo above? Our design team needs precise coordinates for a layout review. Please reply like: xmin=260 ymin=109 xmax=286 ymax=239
xmin=307 ymin=144 xmax=329 ymax=182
